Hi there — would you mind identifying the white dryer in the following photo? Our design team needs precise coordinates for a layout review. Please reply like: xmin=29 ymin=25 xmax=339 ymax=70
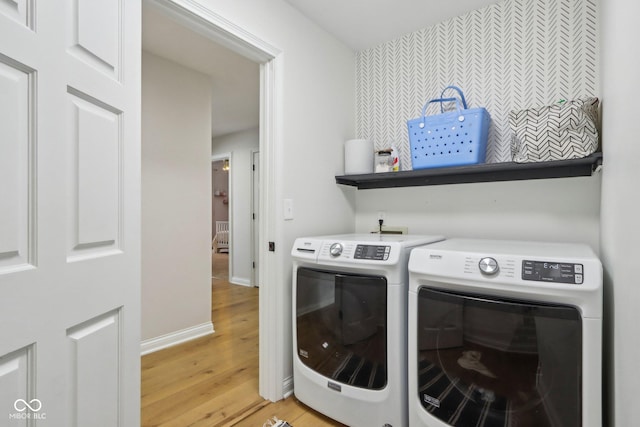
xmin=292 ymin=234 xmax=445 ymax=427
xmin=408 ymin=238 xmax=602 ymax=427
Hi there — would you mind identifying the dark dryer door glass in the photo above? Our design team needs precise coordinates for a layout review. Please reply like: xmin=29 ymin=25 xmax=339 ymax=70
xmin=296 ymin=268 xmax=387 ymax=390
xmin=416 ymin=288 xmax=582 ymax=427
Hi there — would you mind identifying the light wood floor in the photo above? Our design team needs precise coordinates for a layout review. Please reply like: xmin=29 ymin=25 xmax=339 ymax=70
xmin=141 ymin=253 xmax=344 ymax=427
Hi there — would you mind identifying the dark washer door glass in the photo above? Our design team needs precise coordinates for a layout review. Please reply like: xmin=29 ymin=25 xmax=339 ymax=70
xmin=296 ymin=268 xmax=387 ymax=390
xmin=416 ymin=287 xmax=582 ymax=427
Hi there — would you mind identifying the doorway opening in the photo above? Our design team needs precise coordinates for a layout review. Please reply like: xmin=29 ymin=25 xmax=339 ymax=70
xmin=211 ymin=154 xmax=230 ymax=279
xmin=211 ymin=131 xmax=261 ymax=288
xmin=142 ymin=0 xmax=282 ymax=403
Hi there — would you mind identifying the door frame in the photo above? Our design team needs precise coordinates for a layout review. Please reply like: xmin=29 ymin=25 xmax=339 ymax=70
xmin=251 ymin=149 xmax=259 ymax=287
xmin=145 ymin=0 xmax=283 ymax=401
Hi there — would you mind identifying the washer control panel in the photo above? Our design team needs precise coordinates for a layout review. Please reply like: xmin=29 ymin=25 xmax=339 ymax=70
xmin=522 ymin=260 xmax=584 ymax=284
xmin=478 ymin=257 xmax=499 ymax=275
xmin=329 ymin=243 xmax=343 ymax=257
xmin=354 ymin=244 xmax=390 ymax=261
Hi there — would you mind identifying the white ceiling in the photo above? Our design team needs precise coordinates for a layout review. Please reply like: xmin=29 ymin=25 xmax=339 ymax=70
xmin=142 ymin=3 xmax=260 ymax=139
xmin=142 ymin=0 xmax=501 ymax=139
xmin=284 ymin=0 xmax=503 ymax=51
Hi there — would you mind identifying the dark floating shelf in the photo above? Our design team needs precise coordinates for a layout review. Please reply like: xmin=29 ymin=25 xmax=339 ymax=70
xmin=336 ymin=153 xmax=603 ymax=190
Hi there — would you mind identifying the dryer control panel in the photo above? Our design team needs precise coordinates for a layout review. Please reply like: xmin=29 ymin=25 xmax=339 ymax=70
xmin=522 ymin=260 xmax=584 ymax=285
xmin=354 ymin=244 xmax=390 ymax=261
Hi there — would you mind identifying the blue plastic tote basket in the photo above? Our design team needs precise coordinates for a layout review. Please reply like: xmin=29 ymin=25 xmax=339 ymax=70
xmin=407 ymin=86 xmax=490 ymax=170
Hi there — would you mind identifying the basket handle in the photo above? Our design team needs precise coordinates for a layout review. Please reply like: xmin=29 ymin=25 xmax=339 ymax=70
xmin=418 ymin=97 xmax=464 ymax=129
xmin=440 ymin=86 xmax=469 ymax=110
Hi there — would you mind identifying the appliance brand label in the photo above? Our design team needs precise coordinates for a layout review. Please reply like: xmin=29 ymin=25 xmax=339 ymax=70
xmin=423 ymin=393 xmax=440 ymax=407
xmin=429 ymin=254 xmax=443 ymax=260
xmin=327 ymin=381 xmax=342 ymax=392
xmin=299 ymin=349 xmax=309 ymax=358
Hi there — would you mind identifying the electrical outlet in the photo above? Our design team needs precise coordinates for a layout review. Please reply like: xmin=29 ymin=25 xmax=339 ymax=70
xmin=371 ymin=225 xmax=409 ymax=234
xmin=377 ymin=211 xmax=386 ymax=221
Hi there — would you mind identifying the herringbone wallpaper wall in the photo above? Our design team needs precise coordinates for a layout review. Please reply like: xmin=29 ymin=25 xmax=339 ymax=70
xmin=356 ymin=0 xmax=598 ymax=168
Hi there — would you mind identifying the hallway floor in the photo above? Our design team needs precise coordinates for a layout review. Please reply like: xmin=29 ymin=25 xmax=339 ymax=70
xmin=141 ymin=253 xmax=342 ymax=426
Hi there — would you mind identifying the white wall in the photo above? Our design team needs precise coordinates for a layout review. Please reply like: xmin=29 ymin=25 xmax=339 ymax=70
xmin=141 ymin=51 xmax=213 ymax=342
xmin=212 ymin=127 xmax=259 ymax=286
xmin=601 ymin=0 xmax=640 ymax=425
xmin=355 ymin=176 xmax=601 ymax=251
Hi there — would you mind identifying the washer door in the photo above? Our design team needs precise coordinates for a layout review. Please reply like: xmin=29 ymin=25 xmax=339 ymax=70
xmin=296 ymin=268 xmax=387 ymax=390
xmin=416 ymin=287 xmax=582 ymax=427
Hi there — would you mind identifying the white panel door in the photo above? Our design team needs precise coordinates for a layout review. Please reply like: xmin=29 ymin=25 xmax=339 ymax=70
xmin=0 ymin=1 xmax=140 ymax=426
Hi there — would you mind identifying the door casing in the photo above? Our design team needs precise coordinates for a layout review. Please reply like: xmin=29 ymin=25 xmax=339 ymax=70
xmin=146 ymin=0 xmax=284 ymax=401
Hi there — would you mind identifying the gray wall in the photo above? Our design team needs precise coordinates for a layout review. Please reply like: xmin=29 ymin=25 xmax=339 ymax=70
xmin=141 ymin=52 xmax=212 ymax=341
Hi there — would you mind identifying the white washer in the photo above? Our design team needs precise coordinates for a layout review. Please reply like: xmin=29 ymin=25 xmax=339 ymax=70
xmin=408 ymin=238 xmax=602 ymax=427
xmin=292 ymin=234 xmax=445 ymax=427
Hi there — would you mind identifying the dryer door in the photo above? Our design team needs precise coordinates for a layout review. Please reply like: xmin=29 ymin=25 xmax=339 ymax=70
xmin=295 ymin=268 xmax=387 ymax=390
xmin=416 ymin=287 xmax=582 ymax=427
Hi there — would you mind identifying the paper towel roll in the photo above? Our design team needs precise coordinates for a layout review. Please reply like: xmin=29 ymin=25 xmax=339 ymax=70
xmin=344 ymin=139 xmax=374 ymax=175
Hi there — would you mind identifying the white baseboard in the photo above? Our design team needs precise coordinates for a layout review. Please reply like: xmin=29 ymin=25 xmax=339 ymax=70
xmin=230 ymin=276 xmax=252 ymax=287
xmin=283 ymin=376 xmax=294 ymax=399
xmin=141 ymin=321 xmax=214 ymax=355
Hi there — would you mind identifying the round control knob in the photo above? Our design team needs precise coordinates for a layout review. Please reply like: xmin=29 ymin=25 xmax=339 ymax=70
xmin=329 ymin=243 xmax=343 ymax=257
xmin=479 ymin=257 xmax=499 ymax=275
